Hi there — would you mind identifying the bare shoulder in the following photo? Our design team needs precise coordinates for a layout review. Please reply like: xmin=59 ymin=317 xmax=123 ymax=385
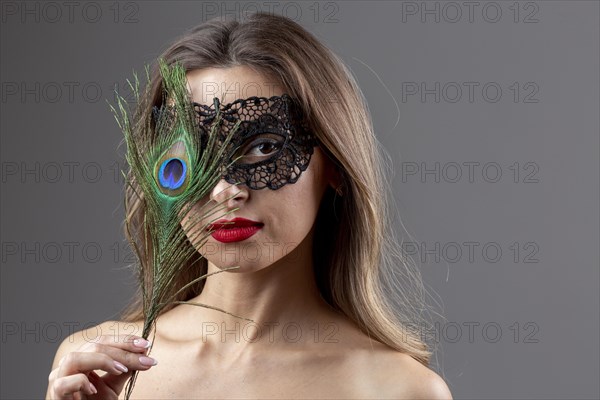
xmin=384 ymin=352 xmax=452 ymax=399
xmin=50 ymin=320 xmax=144 ymax=370
xmin=356 ymin=346 xmax=453 ymax=400
xmin=316 ymin=315 xmax=452 ymax=399
xmin=331 ymin=329 xmax=451 ymax=400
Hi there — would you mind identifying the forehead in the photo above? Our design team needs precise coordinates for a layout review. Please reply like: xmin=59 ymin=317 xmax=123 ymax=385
xmin=186 ymin=66 xmax=286 ymax=106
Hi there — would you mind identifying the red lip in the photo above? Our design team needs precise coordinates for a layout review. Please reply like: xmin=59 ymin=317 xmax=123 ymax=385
xmin=207 ymin=217 xmax=263 ymax=243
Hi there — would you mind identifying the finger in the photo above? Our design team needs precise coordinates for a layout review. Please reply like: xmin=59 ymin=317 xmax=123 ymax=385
xmin=90 ymin=368 xmax=134 ymax=396
xmin=52 ymin=373 xmax=97 ymax=399
xmin=49 ymin=367 xmax=59 ymax=383
xmin=58 ymin=352 xmax=127 ymax=377
xmin=78 ymin=342 xmax=158 ymax=372
xmin=78 ymin=335 xmax=152 ymax=354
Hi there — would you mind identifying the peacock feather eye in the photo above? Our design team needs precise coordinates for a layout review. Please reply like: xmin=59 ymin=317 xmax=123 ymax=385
xmin=155 ymin=140 xmax=190 ymax=197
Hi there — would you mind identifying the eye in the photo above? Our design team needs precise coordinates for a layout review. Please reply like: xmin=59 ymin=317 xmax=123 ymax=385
xmin=234 ymin=133 xmax=285 ymax=164
xmin=250 ymin=140 xmax=279 ymax=156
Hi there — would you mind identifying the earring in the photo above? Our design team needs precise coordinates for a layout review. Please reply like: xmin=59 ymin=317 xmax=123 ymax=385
xmin=335 ymin=183 xmax=344 ymax=197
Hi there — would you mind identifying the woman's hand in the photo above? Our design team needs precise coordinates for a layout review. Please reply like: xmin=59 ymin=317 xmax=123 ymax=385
xmin=47 ymin=331 xmax=157 ymax=400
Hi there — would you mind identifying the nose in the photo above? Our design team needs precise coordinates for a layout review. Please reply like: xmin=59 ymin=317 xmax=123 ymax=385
xmin=209 ymin=178 xmax=248 ymax=208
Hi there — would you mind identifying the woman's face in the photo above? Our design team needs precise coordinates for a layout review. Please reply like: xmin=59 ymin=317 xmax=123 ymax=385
xmin=180 ymin=66 xmax=335 ymax=272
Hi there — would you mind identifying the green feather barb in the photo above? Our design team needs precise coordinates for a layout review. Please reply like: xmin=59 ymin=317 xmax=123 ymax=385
xmin=108 ymin=59 xmax=248 ymax=399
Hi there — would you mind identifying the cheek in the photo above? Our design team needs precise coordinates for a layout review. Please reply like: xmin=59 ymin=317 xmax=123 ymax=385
xmin=179 ymin=200 xmax=211 ymax=243
xmin=266 ymin=183 xmax=322 ymax=243
xmin=178 ymin=159 xmax=326 ymax=266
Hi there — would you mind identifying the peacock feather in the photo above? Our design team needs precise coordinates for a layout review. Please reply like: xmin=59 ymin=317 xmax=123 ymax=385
xmin=108 ymin=59 xmax=248 ymax=399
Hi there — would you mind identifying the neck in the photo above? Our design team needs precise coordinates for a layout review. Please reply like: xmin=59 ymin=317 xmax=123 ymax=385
xmin=183 ymin=228 xmax=336 ymax=347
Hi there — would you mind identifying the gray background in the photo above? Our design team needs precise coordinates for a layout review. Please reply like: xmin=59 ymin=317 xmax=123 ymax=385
xmin=1 ymin=1 xmax=598 ymax=399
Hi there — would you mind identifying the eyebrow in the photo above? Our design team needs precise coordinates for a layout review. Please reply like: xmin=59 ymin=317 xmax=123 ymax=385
xmin=191 ymin=93 xmax=293 ymax=110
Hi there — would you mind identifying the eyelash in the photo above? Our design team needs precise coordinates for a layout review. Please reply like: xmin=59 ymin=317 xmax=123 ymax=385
xmin=245 ymin=138 xmax=282 ymax=155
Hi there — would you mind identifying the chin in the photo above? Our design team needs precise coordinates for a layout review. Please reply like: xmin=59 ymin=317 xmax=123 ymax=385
xmin=205 ymin=257 xmax=277 ymax=274
xmin=198 ymin=233 xmax=307 ymax=275
xmin=200 ymin=239 xmax=283 ymax=271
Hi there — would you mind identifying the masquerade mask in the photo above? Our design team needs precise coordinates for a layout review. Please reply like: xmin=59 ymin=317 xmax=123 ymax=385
xmin=193 ymin=94 xmax=318 ymax=190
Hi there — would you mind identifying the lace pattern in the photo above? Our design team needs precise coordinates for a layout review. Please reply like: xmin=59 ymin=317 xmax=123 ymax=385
xmin=193 ymin=94 xmax=317 ymax=190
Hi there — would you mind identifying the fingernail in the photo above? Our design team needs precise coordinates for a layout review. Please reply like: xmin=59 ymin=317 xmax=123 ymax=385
xmin=133 ymin=338 xmax=151 ymax=348
xmin=139 ymin=356 xmax=158 ymax=366
xmin=89 ymin=382 xmax=98 ymax=394
xmin=114 ymin=360 xmax=128 ymax=373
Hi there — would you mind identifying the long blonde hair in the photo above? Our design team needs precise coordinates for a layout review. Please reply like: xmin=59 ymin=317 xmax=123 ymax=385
xmin=120 ymin=12 xmax=433 ymax=365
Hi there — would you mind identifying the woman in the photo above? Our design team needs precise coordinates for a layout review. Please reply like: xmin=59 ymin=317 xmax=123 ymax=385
xmin=46 ymin=12 xmax=452 ymax=399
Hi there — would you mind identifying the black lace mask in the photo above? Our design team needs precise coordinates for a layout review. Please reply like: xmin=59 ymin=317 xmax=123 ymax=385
xmin=191 ymin=94 xmax=318 ymax=190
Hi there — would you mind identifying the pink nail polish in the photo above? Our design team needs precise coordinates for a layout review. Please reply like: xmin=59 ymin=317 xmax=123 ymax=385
xmin=133 ymin=338 xmax=151 ymax=348
xmin=139 ymin=356 xmax=158 ymax=366
xmin=89 ymin=382 xmax=98 ymax=394
xmin=114 ymin=360 xmax=128 ymax=373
